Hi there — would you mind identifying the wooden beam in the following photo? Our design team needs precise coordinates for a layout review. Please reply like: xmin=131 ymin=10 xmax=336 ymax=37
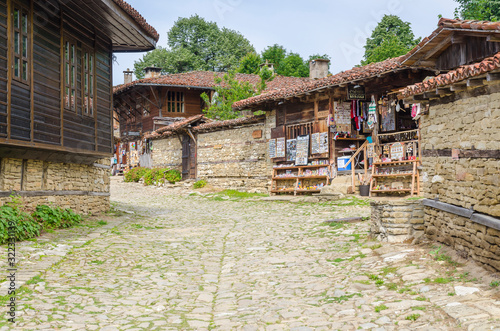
xmin=415 ymin=60 xmax=437 ymax=67
xmin=486 ymin=73 xmax=500 ymax=82
xmin=487 ymin=35 xmax=500 ymax=42
xmin=451 ymin=34 xmax=466 ymax=44
xmin=467 ymin=78 xmax=485 ymax=87
xmin=436 ymin=87 xmax=452 ymax=96
xmin=423 ymin=91 xmax=438 ymax=99
xmin=450 ymin=83 xmax=467 ymax=92
xmin=423 ymin=34 xmax=453 ymax=60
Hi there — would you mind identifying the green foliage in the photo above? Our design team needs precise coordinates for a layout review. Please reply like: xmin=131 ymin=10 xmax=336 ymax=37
xmin=429 ymin=245 xmax=462 ymax=267
xmin=193 ymin=180 xmax=207 ymax=189
xmin=490 ymin=280 xmax=500 ymax=288
xmin=201 ymin=71 xmax=256 ymax=120
xmin=124 ymin=167 xmax=148 ymax=183
xmin=0 ymin=205 xmax=41 ymax=244
xmin=237 ymin=52 xmax=262 ymax=74
xmin=454 ymin=0 xmax=500 ymax=21
xmin=279 ymin=52 xmax=309 ymax=77
xmin=406 ymin=313 xmax=421 ymax=321
xmin=375 ymin=304 xmax=388 ymax=312
xmin=361 ymin=15 xmax=421 ymax=66
xmin=125 ymin=167 xmax=182 ymax=186
xmin=134 ymin=15 xmax=254 ymax=78
xmin=32 ymin=205 xmax=82 ymax=229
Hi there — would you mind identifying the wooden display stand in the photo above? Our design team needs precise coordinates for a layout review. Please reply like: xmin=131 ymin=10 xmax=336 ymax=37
xmin=271 ymin=164 xmax=331 ymax=195
xmin=369 ymin=160 xmax=419 ymax=197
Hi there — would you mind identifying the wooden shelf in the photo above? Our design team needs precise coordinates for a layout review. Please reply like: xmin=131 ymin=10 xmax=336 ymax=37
xmin=298 ymin=164 xmax=330 ymax=169
xmin=298 ymin=175 xmax=329 ymax=179
xmin=334 ymin=138 xmax=366 ymax=141
xmin=373 ymin=173 xmax=413 ymax=178
xmin=271 ymin=189 xmax=296 ymax=193
xmin=296 ymin=189 xmax=321 ymax=193
xmin=273 ymin=177 xmax=298 ymax=180
xmin=374 ymin=160 xmax=418 ymax=166
xmin=371 ymin=189 xmax=412 ymax=192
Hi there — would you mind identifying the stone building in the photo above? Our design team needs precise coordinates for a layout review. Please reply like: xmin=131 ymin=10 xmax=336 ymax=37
xmin=113 ymin=70 xmax=308 ymax=170
xmin=398 ymin=18 xmax=500 ymax=272
xmin=0 ymin=0 xmax=158 ymax=214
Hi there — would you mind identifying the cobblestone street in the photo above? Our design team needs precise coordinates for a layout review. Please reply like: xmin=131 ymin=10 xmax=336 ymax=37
xmin=2 ymin=177 xmax=500 ymax=330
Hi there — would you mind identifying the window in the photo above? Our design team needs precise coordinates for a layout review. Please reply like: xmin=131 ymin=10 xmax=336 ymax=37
xmin=12 ymin=4 xmax=30 ymax=83
xmin=167 ymin=91 xmax=184 ymax=113
xmin=64 ymin=37 xmax=95 ymax=116
xmin=64 ymin=40 xmax=77 ymax=111
xmin=83 ymin=50 xmax=94 ymax=116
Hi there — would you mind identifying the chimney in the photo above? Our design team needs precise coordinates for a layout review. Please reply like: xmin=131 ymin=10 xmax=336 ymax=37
xmin=259 ymin=60 xmax=274 ymax=73
xmin=123 ymin=68 xmax=133 ymax=84
xmin=309 ymin=59 xmax=330 ymax=80
xmin=144 ymin=66 xmax=162 ymax=79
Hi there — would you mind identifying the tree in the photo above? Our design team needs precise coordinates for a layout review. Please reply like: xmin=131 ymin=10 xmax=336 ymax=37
xmin=361 ymin=15 xmax=421 ymax=66
xmin=200 ymin=71 xmax=256 ymax=120
xmin=200 ymin=69 xmax=274 ymax=119
xmin=134 ymin=15 xmax=255 ymax=77
xmin=261 ymin=44 xmax=287 ymax=71
xmin=237 ymin=52 xmax=262 ymax=74
xmin=279 ymin=52 xmax=309 ymax=77
xmin=454 ymin=0 xmax=500 ymax=21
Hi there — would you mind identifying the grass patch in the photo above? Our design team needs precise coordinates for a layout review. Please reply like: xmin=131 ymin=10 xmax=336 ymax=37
xmin=205 ymin=190 xmax=268 ymax=201
xmin=412 ymin=306 xmax=426 ymax=311
xmin=381 ymin=267 xmax=398 ymax=276
xmin=322 ymin=293 xmax=362 ymax=304
xmin=375 ymin=304 xmax=388 ymax=313
xmin=25 ymin=275 xmax=44 ymax=285
xmin=386 ymin=283 xmax=398 ymax=291
xmin=490 ymin=280 xmax=500 ymax=288
xmin=406 ymin=313 xmax=421 ymax=321
xmin=429 ymin=245 xmax=462 ymax=267
xmin=331 ymin=196 xmax=370 ymax=207
xmin=90 ymin=260 xmax=104 ymax=265
xmin=415 ymin=296 xmax=427 ymax=301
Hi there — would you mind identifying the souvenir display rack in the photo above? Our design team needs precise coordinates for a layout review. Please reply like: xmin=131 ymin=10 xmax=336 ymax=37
xmin=271 ymin=161 xmax=331 ymax=195
xmin=369 ymin=129 xmax=421 ymax=197
xmin=369 ymin=160 xmax=419 ymax=197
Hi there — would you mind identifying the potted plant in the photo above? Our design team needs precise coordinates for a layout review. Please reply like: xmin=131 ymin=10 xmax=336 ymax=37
xmin=357 ymin=173 xmax=372 ymax=197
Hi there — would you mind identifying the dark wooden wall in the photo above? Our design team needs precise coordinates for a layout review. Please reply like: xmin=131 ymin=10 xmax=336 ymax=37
xmin=118 ymin=87 xmax=206 ymax=136
xmin=0 ymin=0 xmax=113 ymax=160
xmin=436 ymin=37 xmax=500 ymax=71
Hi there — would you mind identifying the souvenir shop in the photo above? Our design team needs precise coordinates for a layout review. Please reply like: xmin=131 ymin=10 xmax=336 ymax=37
xmin=269 ymin=87 xmax=424 ymax=196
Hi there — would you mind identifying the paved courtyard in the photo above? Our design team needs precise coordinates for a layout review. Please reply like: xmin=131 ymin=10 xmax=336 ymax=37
xmin=1 ymin=177 xmax=500 ymax=330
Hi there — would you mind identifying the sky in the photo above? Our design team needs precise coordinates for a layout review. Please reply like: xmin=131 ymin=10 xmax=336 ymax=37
xmin=113 ymin=0 xmax=459 ymax=86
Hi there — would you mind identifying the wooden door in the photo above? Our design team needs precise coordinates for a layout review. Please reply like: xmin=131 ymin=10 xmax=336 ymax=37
xmin=182 ymin=134 xmax=190 ymax=179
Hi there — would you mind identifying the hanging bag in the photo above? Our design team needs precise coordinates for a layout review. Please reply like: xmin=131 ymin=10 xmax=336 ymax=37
xmin=367 ymin=95 xmax=377 ymax=129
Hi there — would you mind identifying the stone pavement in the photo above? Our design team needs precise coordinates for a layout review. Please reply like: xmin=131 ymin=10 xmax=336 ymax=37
xmin=1 ymin=177 xmax=500 ymax=330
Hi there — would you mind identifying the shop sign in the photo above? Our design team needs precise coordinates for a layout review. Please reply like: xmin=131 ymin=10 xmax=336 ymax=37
xmin=348 ymin=85 xmax=365 ymax=100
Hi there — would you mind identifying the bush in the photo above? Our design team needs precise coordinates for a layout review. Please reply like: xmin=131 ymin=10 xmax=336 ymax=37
xmin=124 ymin=167 xmax=148 ymax=182
xmin=32 ymin=205 xmax=83 ymax=229
xmin=0 ymin=205 xmax=41 ymax=244
xmin=193 ymin=180 xmax=207 ymax=189
xmin=143 ymin=168 xmax=182 ymax=186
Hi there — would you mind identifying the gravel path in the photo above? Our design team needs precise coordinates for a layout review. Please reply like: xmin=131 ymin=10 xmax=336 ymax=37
xmin=1 ymin=177 xmax=500 ymax=330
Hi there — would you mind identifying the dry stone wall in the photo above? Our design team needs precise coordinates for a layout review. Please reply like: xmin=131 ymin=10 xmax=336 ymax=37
xmin=425 ymin=208 xmax=500 ymax=272
xmin=151 ymin=136 xmax=183 ymax=171
xmin=197 ymin=122 xmax=269 ymax=192
xmin=420 ymin=90 xmax=500 ymax=217
xmin=0 ymin=158 xmax=110 ymax=214
xmin=370 ymin=200 xmax=425 ymax=243
xmin=419 ymin=88 xmax=500 ymax=272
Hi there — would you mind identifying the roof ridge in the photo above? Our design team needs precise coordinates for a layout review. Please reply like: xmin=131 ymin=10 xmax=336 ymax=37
xmin=111 ymin=0 xmax=159 ymax=42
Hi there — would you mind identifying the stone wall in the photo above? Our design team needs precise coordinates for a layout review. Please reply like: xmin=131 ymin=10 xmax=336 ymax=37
xmin=370 ymin=200 xmax=425 ymax=243
xmin=0 ymin=158 xmax=110 ymax=214
xmin=419 ymin=86 xmax=500 ymax=272
xmin=420 ymin=89 xmax=500 ymax=217
xmin=425 ymin=208 xmax=500 ymax=272
xmin=197 ymin=121 xmax=269 ymax=192
xmin=151 ymin=136 xmax=183 ymax=171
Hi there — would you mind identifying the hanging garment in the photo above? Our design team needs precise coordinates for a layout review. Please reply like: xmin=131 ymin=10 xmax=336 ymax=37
xmin=411 ymin=103 xmax=421 ymax=120
xmin=367 ymin=96 xmax=377 ymax=129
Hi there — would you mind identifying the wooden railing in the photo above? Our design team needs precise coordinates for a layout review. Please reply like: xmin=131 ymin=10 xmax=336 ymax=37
xmin=343 ymin=140 xmax=369 ymax=191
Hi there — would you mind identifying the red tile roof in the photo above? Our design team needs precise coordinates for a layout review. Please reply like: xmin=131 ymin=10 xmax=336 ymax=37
xmin=232 ymin=56 xmax=407 ymax=110
xmin=194 ymin=115 xmax=265 ymax=132
xmin=112 ymin=0 xmax=159 ymax=42
xmin=113 ymin=71 xmax=308 ymax=96
xmin=400 ymin=51 xmax=500 ymax=98
xmin=144 ymin=114 xmax=265 ymax=139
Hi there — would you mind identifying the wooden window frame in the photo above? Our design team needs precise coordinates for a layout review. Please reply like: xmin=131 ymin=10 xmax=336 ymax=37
xmin=82 ymin=47 xmax=94 ymax=116
xmin=166 ymin=91 xmax=184 ymax=113
xmin=12 ymin=2 xmax=30 ymax=84
xmin=63 ymin=36 xmax=77 ymax=112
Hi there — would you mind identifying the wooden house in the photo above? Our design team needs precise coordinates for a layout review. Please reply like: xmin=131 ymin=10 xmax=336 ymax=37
xmin=233 ymin=58 xmax=437 ymax=195
xmin=0 ymin=0 xmax=158 ymax=213
xmin=112 ymin=70 xmax=308 ymax=169
xmin=398 ymin=18 xmax=500 ymax=272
